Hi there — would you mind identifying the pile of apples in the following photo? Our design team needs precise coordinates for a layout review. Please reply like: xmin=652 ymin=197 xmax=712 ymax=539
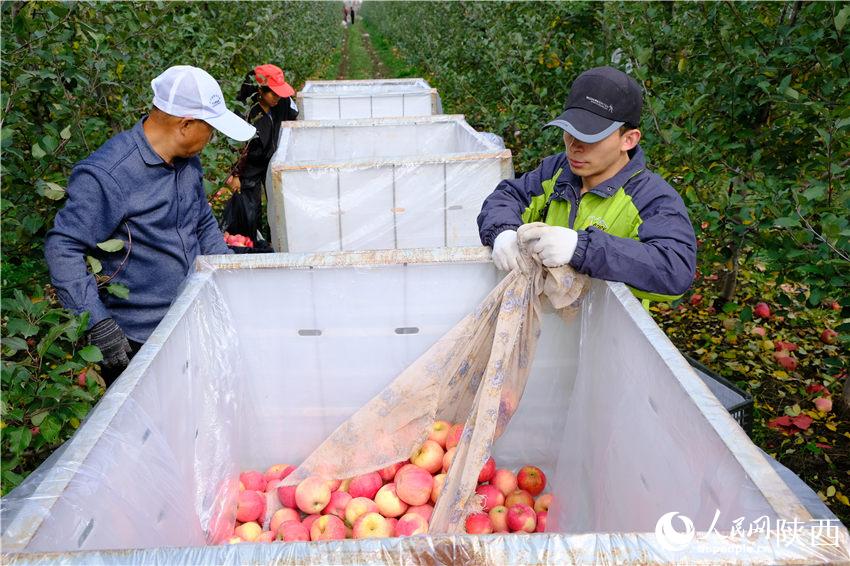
xmin=223 ymin=232 xmax=254 ymax=248
xmin=225 ymin=420 xmax=554 ymax=544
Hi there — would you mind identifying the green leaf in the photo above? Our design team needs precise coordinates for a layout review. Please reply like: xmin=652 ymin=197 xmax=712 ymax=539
xmin=30 ymin=411 xmax=48 ymax=426
xmin=784 ymin=87 xmax=800 ymax=100
xmin=86 ymin=256 xmax=102 ymax=274
xmin=39 ymin=415 xmax=62 ymax=443
xmin=38 ymin=181 xmax=66 ymax=200
xmin=7 ymin=427 xmax=32 ymax=455
xmin=773 ymin=217 xmax=800 ymax=228
xmin=6 ymin=318 xmax=39 ymax=338
xmin=40 ymin=135 xmax=59 ymax=154
xmin=107 ymin=283 xmax=130 ymax=299
xmin=3 ymin=336 xmax=29 ymax=352
xmin=96 ymin=239 xmax=124 ymax=253
xmin=802 ymin=185 xmax=826 ymax=201
xmin=79 ymin=345 xmax=103 ymax=363
xmin=836 ymin=117 xmax=850 ymax=130
xmin=836 ymin=5 xmax=849 ymax=32
xmin=31 ymin=143 xmax=46 ymax=159
xmin=60 ymin=125 xmax=72 ymax=140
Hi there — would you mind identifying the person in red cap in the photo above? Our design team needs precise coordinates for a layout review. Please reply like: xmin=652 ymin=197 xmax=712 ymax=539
xmin=224 ymin=64 xmax=298 ymax=244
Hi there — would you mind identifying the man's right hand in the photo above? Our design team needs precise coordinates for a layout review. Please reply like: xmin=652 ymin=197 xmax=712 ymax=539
xmin=88 ymin=318 xmax=132 ymax=370
xmin=225 ymin=175 xmax=241 ymax=192
xmin=491 ymin=229 xmax=522 ymax=272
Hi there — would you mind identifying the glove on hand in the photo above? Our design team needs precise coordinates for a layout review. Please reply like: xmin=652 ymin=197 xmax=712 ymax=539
xmin=517 ymin=223 xmax=579 ymax=268
xmin=89 ymin=318 xmax=132 ymax=369
xmin=491 ymin=229 xmax=522 ymax=272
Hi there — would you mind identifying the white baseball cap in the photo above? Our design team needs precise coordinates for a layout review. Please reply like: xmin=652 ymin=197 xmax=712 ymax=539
xmin=151 ymin=65 xmax=256 ymax=141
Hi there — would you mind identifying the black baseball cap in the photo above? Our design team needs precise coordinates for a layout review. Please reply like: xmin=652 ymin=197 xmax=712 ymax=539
xmin=545 ymin=66 xmax=642 ymax=143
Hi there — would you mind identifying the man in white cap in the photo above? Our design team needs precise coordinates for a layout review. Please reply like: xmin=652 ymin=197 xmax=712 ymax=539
xmin=45 ymin=65 xmax=256 ymax=386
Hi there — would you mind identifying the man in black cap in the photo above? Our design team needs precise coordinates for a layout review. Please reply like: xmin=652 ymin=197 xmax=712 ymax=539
xmin=477 ymin=66 xmax=697 ymax=306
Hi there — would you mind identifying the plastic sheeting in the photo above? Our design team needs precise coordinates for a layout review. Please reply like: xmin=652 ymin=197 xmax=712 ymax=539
xmin=266 ymin=116 xmax=513 ymax=253
xmin=2 ymin=248 xmax=849 ymax=564
xmin=297 ymin=79 xmax=441 ymax=120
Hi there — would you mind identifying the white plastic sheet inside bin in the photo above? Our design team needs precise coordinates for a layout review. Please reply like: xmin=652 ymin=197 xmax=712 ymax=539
xmin=297 ymin=78 xmax=441 ymax=120
xmin=2 ymin=249 xmax=848 ymax=564
xmin=266 ymin=116 xmax=513 ymax=253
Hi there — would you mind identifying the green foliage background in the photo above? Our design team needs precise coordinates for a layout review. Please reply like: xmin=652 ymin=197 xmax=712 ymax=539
xmin=363 ymin=0 xmax=850 ymax=524
xmin=0 ymin=0 xmax=341 ymax=494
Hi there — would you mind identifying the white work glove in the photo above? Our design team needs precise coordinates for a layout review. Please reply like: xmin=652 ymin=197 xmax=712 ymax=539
xmin=491 ymin=229 xmax=522 ymax=272
xmin=517 ymin=223 xmax=578 ymax=268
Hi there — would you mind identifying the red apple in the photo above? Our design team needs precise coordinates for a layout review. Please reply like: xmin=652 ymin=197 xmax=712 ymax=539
xmin=407 ymin=504 xmax=433 ymax=523
xmin=491 ymin=469 xmax=518 ymax=496
xmin=489 ymin=505 xmax=509 ymax=532
xmin=256 ymin=530 xmax=276 ymax=543
xmin=431 ymin=473 xmax=447 ymax=504
xmin=410 ymin=440 xmax=445 ymax=474
xmin=475 ymin=484 xmax=505 ymax=512
xmin=820 ymin=328 xmax=838 ymax=345
xmin=236 ymin=490 xmax=265 ymax=523
xmin=395 ymin=512 xmax=429 ymax=536
xmin=348 ymin=472 xmax=383 ymax=499
xmin=689 ymin=293 xmax=702 ymax=306
xmin=239 ymin=470 xmax=267 ymax=492
xmin=295 ymin=476 xmax=332 ymax=514
xmin=517 ymin=466 xmax=546 ymax=496
xmin=377 ymin=462 xmax=405 ymax=482
xmin=277 ymin=520 xmax=310 ymax=542
xmin=352 ymin=512 xmax=393 ymax=539
xmin=302 ymin=514 xmax=321 ymax=532
xmin=264 ymin=464 xmax=294 ymax=484
xmin=387 ymin=517 xmax=399 ymax=536
xmin=395 ymin=464 xmax=434 ymax=506
xmin=751 ymin=326 xmax=766 ymax=337
xmin=428 ymin=420 xmax=452 ymax=448
xmin=445 ymin=423 xmax=465 ymax=449
xmin=507 ymin=504 xmax=537 ymax=533
xmin=374 ymin=483 xmax=408 ymax=518
xmin=344 ymin=497 xmax=379 ymax=527
xmin=534 ymin=493 xmax=553 ymax=513
xmin=777 ymin=355 xmax=798 ymax=371
xmin=814 ymin=396 xmax=833 ymax=412
xmin=477 ymin=456 xmax=496 ymax=483
xmin=442 ymin=447 xmax=457 ymax=473
xmin=464 ymin=512 xmax=492 ymax=534
xmin=269 ymin=507 xmax=299 ymax=533
xmin=754 ymin=302 xmax=771 ymax=319
xmin=310 ymin=514 xmax=346 ymax=541
xmin=277 ymin=484 xmax=297 ymax=509
xmin=536 ymin=511 xmax=548 ymax=532
xmin=322 ymin=490 xmax=352 ymax=519
xmin=234 ymin=521 xmax=262 ymax=542
xmin=505 ymin=490 xmax=534 ymax=509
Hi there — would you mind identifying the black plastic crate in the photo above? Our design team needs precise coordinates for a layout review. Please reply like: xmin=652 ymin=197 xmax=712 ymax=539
xmin=684 ymin=354 xmax=754 ymax=436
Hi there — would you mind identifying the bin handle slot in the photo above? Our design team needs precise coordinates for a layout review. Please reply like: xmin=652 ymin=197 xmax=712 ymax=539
xmin=395 ymin=327 xmax=420 ymax=335
xmin=77 ymin=518 xmax=94 ymax=548
xmin=298 ymin=329 xmax=322 ymax=336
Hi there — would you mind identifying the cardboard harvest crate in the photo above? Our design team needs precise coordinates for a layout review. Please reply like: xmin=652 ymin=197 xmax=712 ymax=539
xmin=266 ymin=115 xmax=513 ymax=253
xmin=2 ymin=249 xmax=847 ymax=564
xmin=296 ymin=78 xmax=441 ymax=120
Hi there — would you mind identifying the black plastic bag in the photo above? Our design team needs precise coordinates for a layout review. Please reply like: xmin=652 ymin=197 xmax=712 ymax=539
xmin=221 ymin=191 xmax=259 ymax=238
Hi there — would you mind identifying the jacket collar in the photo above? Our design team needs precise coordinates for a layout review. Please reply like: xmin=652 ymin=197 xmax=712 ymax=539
xmin=133 ymin=118 xmax=168 ymax=166
xmin=557 ymin=145 xmax=647 ymax=198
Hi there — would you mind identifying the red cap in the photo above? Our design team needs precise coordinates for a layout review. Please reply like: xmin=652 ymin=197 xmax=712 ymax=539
xmin=254 ymin=64 xmax=295 ymax=98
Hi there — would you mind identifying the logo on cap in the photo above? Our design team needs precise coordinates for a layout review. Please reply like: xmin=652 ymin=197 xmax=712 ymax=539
xmin=586 ymin=96 xmax=614 ymax=113
xmin=209 ymin=94 xmax=222 ymax=106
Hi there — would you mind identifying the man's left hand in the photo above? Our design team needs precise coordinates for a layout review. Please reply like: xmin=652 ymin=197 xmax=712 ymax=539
xmin=517 ymin=223 xmax=578 ymax=267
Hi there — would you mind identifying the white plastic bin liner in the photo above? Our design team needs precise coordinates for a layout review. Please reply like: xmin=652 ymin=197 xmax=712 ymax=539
xmin=267 ymin=116 xmax=513 ymax=253
xmin=297 ymin=78 xmax=441 ymax=120
xmin=2 ymin=249 xmax=848 ymax=564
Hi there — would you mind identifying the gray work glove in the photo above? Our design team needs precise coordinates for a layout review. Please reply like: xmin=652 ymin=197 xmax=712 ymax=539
xmin=88 ymin=318 xmax=132 ymax=370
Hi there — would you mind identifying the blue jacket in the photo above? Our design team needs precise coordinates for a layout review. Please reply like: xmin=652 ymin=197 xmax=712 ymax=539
xmin=477 ymin=146 xmax=696 ymax=301
xmin=45 ymin=119 xmax=231 ymax=342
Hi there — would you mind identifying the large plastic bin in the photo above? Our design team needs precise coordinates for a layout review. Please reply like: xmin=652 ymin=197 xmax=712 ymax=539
xmin=2 ymin=249 xmax=847 ymax=564
xmin=296 ymin=78 xmax=441 ymax=120
xmin=266 ymin=115 xmax=513 ymax=253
